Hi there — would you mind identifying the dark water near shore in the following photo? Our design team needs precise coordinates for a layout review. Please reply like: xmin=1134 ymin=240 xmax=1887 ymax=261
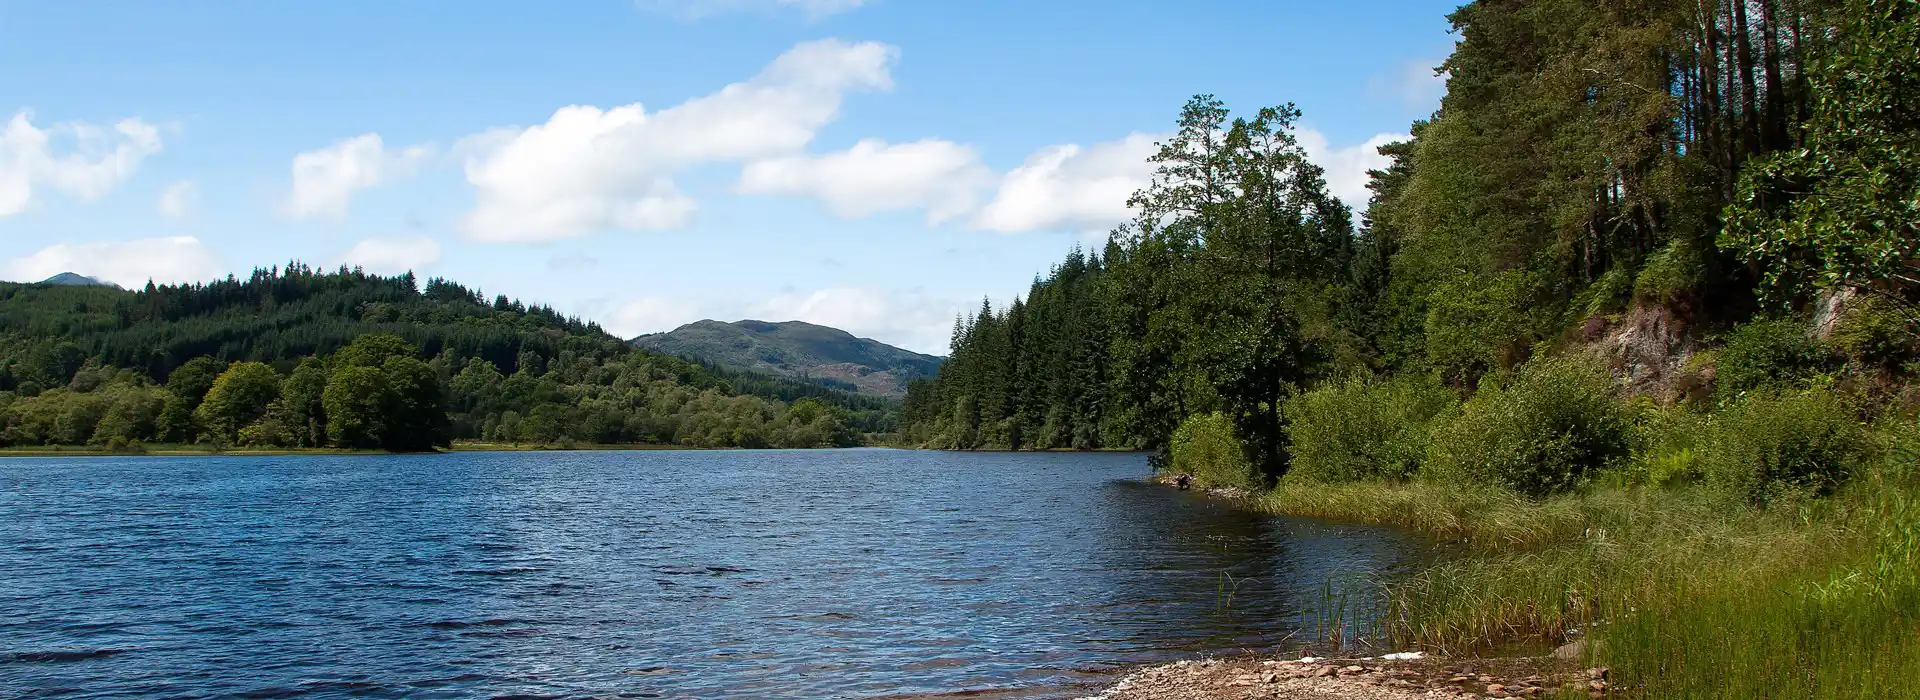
xmin=0 ymin=449 xmax=1419 ymax=698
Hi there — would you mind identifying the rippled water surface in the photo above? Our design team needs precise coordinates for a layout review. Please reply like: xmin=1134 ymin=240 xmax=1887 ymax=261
xmin=0 ymin=449 xmax=1419 ymax=698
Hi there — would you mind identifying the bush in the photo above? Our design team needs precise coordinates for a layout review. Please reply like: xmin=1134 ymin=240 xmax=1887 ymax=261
xmin=1428 ymin=357 xmax=1633 ymax=496
xmin=1632 ymin=239 xmax=1707 ymax=306
xmin=1285 ymin=374 xmax=1457 ymax=483
xmin=1830 ymin=295 xmax=1918 ymax=369
xmin=1626 ymin=401 xmax=1710 ymax=488
xmin=1168 ymin=412 xmax=1258 ymax=489
xmin=1702 ymin=391 xmax=1869 ymax=503
xmin=1716 ymin=319 xmax=1831 ymax=398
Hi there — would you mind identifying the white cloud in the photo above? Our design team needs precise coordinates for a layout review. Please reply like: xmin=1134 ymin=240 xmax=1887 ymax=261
xmin=1372 ymin=58 xmax=1447 ymax=111
xmin=283 ymin=133 xmax=431 ymax=220
xmin=739 ymin=138 xmax=989 ymax=221
xmin=459 ymin=39 xmax=896 ymax=242
xmin=0 ymin=110 xmax=162 ymax=217
xmin=971 ymin=132 xmax=1161 ymax=234
xmin=1298 ymin=129 xmax=1407 ymax=212
xmin=638 ymin=0 xmax=872 ymax=20
xmin=339 ymin=236 xmax=442 ymax=275
xmin=157 ymin=180 xmax=198 ymax=219
xmin=753 ymin=286 xmax=958 ymax=354
xmin=4 ymin=236 xmax=221 ymax=287
xmin=606 ymin=297 xmax=708 ymax=339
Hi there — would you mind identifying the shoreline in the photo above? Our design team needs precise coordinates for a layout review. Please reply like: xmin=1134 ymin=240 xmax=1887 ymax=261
xmin=1079 ymin=653 xmax=1602 ymax=700
xmin=0 ymin=443 xmax=899 ymax=459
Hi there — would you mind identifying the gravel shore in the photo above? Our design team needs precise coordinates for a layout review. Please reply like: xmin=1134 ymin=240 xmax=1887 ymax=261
xmin=1077 ymin=653 xmax=1606 ymax=700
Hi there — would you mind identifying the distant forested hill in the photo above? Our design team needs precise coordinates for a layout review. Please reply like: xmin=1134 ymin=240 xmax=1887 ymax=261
xmin=633 ymin=320 xmax=943 ymax=398
xmin=0 ymin=264 xmax=884 ymax=450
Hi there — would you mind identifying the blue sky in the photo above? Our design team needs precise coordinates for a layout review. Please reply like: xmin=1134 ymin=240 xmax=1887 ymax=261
xmin=0 ymin=0 xmax=1458 ymax=354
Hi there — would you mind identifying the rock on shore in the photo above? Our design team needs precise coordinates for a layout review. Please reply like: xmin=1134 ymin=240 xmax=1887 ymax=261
xmin=1079 ymin=654 xmax=1602 ymax=700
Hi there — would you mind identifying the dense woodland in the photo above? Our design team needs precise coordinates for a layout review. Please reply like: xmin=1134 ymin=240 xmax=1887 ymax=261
xmin=0 ymin=265 xmax=876 ymax=450
xmin=904 ymin=0 xmax=1920 ymax=472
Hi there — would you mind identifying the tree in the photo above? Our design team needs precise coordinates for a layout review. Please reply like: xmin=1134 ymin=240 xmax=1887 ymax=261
xmin=1722 ymin=0 xmax=1920 ymax=316
xmin=323 ymin=365 xmax=391 ymax=449
xmin=193 ymin=362 xmax=282 ymax=445
xmin=281 ymin=358 xmax=329 ymax=447
xmin=380 ymin=355 xmax=450 ymax=451
xmin=159 ymin=356 xmax=226 ymax=442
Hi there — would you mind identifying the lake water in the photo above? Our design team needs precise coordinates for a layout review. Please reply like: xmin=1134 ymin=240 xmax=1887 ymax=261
xmin=0 ymin=449 xmax=1419 ymax=698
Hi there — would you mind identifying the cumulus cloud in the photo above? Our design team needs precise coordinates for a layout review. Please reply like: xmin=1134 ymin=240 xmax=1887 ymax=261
xmin=157 ymin=180 xmax=198 ymax=219
xmin=971 ymin=132 xmax=1161 ymax=234
xmin=339 ymin=236 xmax=442 ymax=274
xmin=0 ymin=111 xmax=163 ymax=217
xmin=4 ymin=236 xmax=221 ymax=287
xmin=739 ymin=138 xmax=989 ymax=221
xmin=605 ymin=297 xmax=708 ymax=339
xmin=752 ymin=286 xmax=959 ymax=354
xmin=1298 ymin=129 xmax=1407 ymax=212
xmin=459 ymin=39 xmax=897 ymax=242
xmin=283 ymin=133 xmax=431 ymax=220
xmin=638 ymin=0 xmax=872 ymax=20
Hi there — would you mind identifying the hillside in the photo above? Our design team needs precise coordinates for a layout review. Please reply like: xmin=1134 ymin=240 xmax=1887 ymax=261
xmin=37 ymin=272 xmax=116 ymax=287
xmin=633 ymin=320 xmax=942 ymax=398
xmin=0 ymin=264 xmax=885 ymax=449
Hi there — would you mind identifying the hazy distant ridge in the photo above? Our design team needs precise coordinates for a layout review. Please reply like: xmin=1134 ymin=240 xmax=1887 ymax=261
xmin=634 ymin=320 xmax=942 ymax=398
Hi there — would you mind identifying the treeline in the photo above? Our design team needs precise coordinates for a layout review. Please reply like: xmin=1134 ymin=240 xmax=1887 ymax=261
xmin=0 ymin=265 xmax=868 ymax=450
xmin=902 ymin=0 xmax=1920 ymax=480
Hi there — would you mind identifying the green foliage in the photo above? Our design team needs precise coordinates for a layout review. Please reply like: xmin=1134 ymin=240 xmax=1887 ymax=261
xmin=322 ymin=365 xmax=390 ymax=449
xmin=1703 ymin=391 xmax=1871 ymax=502
xmin=192 ymin=362 xmax=282 ymax=446
xmin=1284 ymin=374 xmax=1457 ymax=483
xmin=1167 ymin=412 xmax=1258 ymax=490
xmin=0 ymin=266 xmax=875 ymax=450
xmin=1831 ymin=295 xmax=1920 ymax=369
xmin=1716 ymin=319 xmax=1832 ymax=397
xmin=1633 ymin=239 xmax=1708 ymax=306
xmin=1423 ymin=271 xmax=1540 ymax=385
xmin=1428 ymin=357 xmax=1633 ymax=496
xmin=1721 ymin=0 xmax=1920 ymax=310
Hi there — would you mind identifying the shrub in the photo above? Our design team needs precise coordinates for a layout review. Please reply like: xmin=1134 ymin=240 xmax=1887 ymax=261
xmin=1632 ymin=239 xmax=1707 ymax=306
xmin=1425 ymin=271 xmax=1541 ymax=386
xmin=1285 ymin=374 xmax=1458 ymax=483
xmin=1715 ymin=319 xmax=1831 ymax=398
xmin=1830 ymin=295 xmax=1918 ymax=369
xmin=1168 ymin=412 xmax=1258 ymax=489
xmin=1627 ymin=401 xmax=1710 ymax=488
xmin=1702 ymin=391 xmax=1869 ymax=503
xmin=1428 ymin=357 xmax=1633 ymax=497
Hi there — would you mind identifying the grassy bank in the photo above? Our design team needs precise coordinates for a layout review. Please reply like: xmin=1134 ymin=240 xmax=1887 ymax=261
xmin=1258 ymin=474 xmax=1918 ymax=698
xmin=1206 ymin=377 xmax=1920 ymax=697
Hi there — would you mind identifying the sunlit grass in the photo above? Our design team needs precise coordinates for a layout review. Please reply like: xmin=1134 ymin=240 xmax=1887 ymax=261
xmin=1256 ymin=463 xmax=1920 ymax=698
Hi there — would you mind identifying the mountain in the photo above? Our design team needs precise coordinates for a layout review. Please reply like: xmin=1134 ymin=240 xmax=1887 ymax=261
xmin=634 ymin=320 xmax=943 ymax=398
xmin=37 ymin=272 xmax=116 ymax=287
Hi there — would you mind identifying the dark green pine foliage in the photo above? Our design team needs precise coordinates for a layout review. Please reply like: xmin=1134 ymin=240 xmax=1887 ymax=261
xmin=0 ymin=265 xmax=868 ymax=450
xmin=905 ymin=0 xmax=1907 ymax=481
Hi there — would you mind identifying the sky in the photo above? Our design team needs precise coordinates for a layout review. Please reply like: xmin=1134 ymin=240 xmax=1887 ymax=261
xmin=0 ymin=0 xmax=1459 ymax=355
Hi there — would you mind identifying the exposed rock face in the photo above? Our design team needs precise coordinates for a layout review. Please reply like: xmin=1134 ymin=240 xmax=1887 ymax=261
xmin=1590 ymin=303 xmax=1699 ymax=402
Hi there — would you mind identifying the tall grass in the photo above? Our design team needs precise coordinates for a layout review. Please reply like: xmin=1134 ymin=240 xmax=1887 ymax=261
xmin=1256 ymin=430 xmax=1920 ymax=698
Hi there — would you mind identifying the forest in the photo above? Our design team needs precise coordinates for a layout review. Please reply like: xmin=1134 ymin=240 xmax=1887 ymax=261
xmin=0 ymin=265 xmax=874 ymax=451
xmin=903 ymin=0 xmax=1919 ymax=696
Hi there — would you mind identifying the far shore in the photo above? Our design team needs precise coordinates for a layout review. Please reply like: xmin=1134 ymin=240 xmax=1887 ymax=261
xmin=0 ymin=442 xmax=873 ymax=458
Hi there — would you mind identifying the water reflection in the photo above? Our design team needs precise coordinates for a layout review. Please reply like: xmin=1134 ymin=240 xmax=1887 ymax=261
xmin=0 ymin=449 xmax=1417 ymax=698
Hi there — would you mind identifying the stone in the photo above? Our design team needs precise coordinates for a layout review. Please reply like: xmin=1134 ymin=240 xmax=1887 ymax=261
xmin=1487 ymin=684 xmax=1506 ymax=693
xmin=1553 ymin=639 xmax=1588 ymax=660
xmin=1312 ymin=666 xmax=1336 ymax=678
xmin=1341 ymin=665 xmax=1367 ymax=675
xmin=1588 ymin=667 xmax=1610 ymax=681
